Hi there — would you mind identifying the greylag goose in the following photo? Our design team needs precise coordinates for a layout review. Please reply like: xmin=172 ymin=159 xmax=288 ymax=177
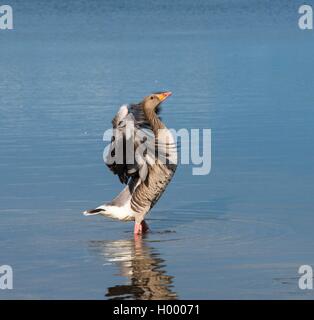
xmin=84 ymin=92 xmax=177 ymax=235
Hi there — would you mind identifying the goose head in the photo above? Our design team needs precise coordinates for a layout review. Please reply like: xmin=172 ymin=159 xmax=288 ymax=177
xmin=142 ymin=91 xmax=172 ymax=112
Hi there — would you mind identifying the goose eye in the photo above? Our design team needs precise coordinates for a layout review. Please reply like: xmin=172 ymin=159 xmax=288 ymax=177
xmin=150 ymin=96 xmax=154 ymax=100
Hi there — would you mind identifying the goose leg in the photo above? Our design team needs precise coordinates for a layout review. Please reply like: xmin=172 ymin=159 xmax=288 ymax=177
xmin=134 ymin=220 xmax=149 ymax=235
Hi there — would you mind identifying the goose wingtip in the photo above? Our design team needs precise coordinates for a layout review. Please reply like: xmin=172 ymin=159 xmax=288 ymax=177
xmin=82 ymin=208 xmax=104 ymax=216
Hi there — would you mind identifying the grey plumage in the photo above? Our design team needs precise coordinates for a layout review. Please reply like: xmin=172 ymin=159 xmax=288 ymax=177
xmin=84 ymin=93 xmax=177 ymax=227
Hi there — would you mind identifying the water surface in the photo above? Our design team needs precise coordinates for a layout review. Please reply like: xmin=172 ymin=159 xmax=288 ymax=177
xmin=1 ymin=0 xmax=314 ymax=299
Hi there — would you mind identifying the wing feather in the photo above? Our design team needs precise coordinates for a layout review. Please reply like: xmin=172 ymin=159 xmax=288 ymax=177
xmin=105 ymin=104 xmax=176 ymax=184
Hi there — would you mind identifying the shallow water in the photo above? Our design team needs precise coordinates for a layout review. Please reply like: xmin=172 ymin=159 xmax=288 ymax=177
xmin=1 ymin=0 xmax=314 ymax=299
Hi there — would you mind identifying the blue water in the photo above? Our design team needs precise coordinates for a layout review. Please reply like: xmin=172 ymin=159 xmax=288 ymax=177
xmin=1 ymin=0 xmax=314 ymax=299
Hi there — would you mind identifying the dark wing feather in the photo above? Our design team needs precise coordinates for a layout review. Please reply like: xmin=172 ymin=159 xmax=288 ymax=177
xmin=106 ymin=105 xmax=136 ymax=184
xmin=105 ymin=104 xmax=175 ymax=184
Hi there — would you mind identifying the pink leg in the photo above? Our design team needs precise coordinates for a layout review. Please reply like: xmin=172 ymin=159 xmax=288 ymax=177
xmin=134 ymin=220 xmax=149 ymax=235
xmin=134 ymin=223 xmax=142 ymax=235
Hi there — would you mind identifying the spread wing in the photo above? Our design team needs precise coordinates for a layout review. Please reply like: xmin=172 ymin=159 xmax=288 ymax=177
xmin=105 ymin=104 xmax=176 ymax=184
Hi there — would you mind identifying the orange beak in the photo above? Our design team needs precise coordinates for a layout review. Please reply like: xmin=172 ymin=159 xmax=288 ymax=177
xmin=156 ymin=91 xmax=172 ymax=102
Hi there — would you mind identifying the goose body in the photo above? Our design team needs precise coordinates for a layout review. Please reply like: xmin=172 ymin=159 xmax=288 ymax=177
xmin=84 ymin=92 xmax=177 ymax=234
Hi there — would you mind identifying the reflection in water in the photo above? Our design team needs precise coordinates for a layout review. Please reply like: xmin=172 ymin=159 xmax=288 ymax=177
xmin=89 ymin=237 xmax=178 ymax=300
